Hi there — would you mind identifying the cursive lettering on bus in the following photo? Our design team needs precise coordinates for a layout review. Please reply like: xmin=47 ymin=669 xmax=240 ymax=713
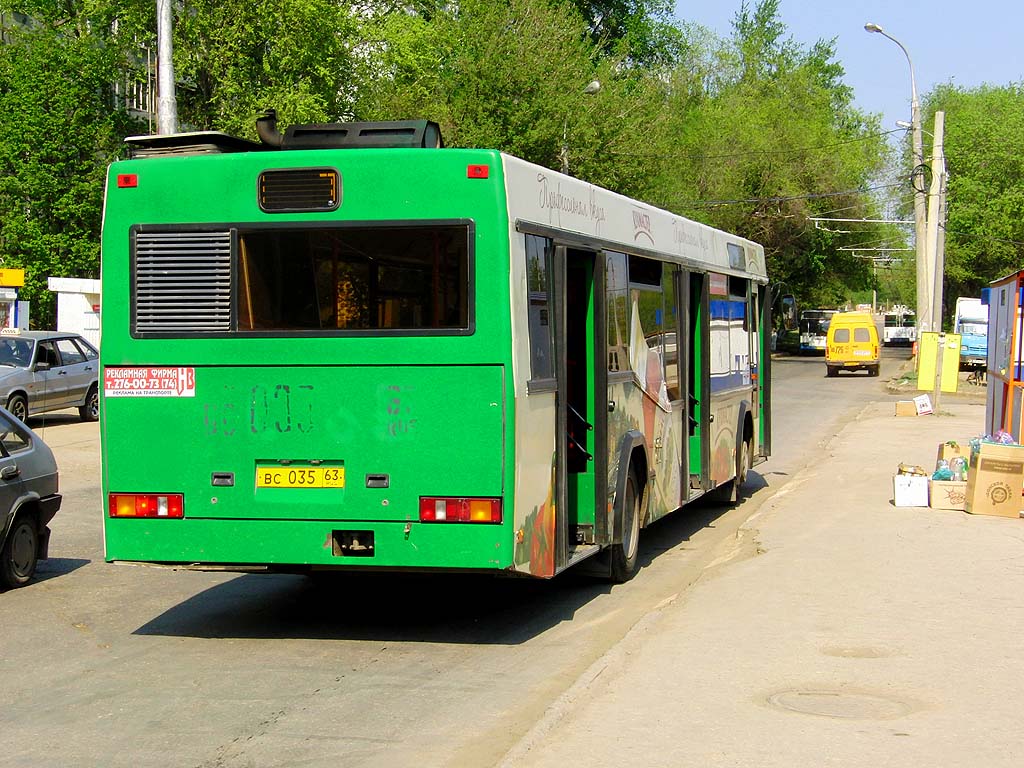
xmin=536 ymin=173 xmax=606 ymax=226
xmin=672 ymin=221 xmax=700 ymax=249
xmin=632 ymin=209 xmax=654 ymax=245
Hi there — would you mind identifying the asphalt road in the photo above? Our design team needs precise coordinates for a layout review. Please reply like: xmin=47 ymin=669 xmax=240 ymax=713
xmin=0 ymin=348 xmax=910 ymax=768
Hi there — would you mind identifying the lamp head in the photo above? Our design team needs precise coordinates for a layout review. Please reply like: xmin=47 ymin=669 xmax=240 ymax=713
xmin=583 ymin=80 xmax=601 ymax=95
xmin=864 ymin=22 xmax=883 ymax=33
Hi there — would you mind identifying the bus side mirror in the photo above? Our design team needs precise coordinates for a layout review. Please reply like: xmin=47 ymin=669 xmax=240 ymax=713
xmin=780 ymin=295 xmax=797 ymax=331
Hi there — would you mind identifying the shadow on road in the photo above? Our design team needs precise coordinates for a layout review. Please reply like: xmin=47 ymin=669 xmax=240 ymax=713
xmin=131 ymin=487 xmax=750 ymax=644
xmin=133 ymin=570 xmax=609 ymax=644
xmin=32 ymin=557 xmax=91 ymax=583
xmin=25 ymin=412 xmax=85 ymax=429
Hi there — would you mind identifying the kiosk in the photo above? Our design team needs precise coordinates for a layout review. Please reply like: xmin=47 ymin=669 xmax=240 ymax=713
xmin=985 ymin=271 xmax=1024 ymax=440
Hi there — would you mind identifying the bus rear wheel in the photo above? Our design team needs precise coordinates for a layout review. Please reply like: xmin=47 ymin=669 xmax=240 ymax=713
xmin=609 ymin=470 xmax=641 ymax=583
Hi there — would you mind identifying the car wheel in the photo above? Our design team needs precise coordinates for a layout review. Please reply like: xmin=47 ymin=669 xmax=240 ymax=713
xmin=6 ymin=393 xmax=27 ymax=422
xmin=609 ymin=469 xmax=641 ymax=583
xmin=1 ymin=516 xmax=39 ymax=589
xmin=79 ymin=385 xmax=99 ymax=422
xmin=826 ymin=366 xmax=838 ymax=378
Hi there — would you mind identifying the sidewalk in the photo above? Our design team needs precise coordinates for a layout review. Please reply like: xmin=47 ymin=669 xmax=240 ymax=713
xmin=502 ymin=400 xmax=1024 ymax=767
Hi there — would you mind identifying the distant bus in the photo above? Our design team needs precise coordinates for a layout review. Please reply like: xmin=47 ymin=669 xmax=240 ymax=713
xmin=99 ymin=116 xmax=771 ymax=583
xmin=883 ymin=307 xmax=916 ymax=345
xmin=798 ymin=309 xmax=835 ymax=353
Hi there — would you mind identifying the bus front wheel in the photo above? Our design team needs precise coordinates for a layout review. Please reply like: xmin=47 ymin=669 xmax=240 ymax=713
xmin=609 ymin=469 xmax=641 ymax=583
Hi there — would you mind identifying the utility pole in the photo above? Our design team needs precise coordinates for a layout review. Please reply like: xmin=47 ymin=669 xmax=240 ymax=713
xmin=927 ymin=111 xmax=947 ymax=333
xmin=156 ymin=0 xmax=178 ymax=135
xmin=864 ymin=23 xmax=930 ymax=334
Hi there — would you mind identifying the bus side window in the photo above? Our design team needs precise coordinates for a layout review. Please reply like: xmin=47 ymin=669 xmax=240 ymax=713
xmin=525 ymin=234 xmax=555 ymax=384
xmin=606 ymin=252 xmax=628 ymax=372
xmin=629 ymin=255 xmax=669 ymax=405
xmin=663 ymin=264 xmax=680 ymax=401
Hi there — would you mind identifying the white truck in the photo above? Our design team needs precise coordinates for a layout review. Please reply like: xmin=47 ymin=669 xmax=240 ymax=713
xmin=953 ymin=297 xmax=989 ymax=368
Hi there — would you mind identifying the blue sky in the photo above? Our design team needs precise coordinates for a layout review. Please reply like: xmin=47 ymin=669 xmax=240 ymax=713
xmin=676 ymin=0 xmax=1024 ymax=131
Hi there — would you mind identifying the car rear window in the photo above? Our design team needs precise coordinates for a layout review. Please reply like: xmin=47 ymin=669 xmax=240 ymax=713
xmin=56 ymin=338 xmax=86 ymax=365
xmin=0 ymin=412 xmax=29 ymax=453
xmin=833 ymin=328 xmax=850 ymax=343
xmin=854 ymin=327 xmax=871 ymax=342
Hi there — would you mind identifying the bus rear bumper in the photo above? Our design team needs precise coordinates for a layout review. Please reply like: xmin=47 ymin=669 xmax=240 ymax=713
xmin=105 ymin=517 xmax=512 ymax=572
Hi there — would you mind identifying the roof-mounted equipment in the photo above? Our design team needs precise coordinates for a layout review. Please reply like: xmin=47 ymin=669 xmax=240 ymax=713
xmin=255 ymin=109 xmax=443 ymax=151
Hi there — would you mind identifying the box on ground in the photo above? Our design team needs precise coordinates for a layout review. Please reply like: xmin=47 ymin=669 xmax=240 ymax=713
xmin=965 ymin=442 xmax=1024 ymax=518
xmin=930 ymin=479 xmax=967 ymax=511
xmin=913 ymin=394 xmax=934 ymax=415
xmin=937 ymin=440 xmax=970 ymax=466
xmin=894 ymin=474 xmax=929 ymax=507
xmin=895 ymin=401 xmax=917 ymax=416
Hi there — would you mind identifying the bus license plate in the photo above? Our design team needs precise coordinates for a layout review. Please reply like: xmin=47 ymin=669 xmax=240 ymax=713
xmin=256 ymin=466 xmax=346 ymax=488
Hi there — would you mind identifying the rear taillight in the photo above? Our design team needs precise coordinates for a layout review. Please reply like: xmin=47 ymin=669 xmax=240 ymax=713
xmin=108 ymin=493 xmax=184 ymax=518
xmin=419 ymin=497 xmax=502 ymax=523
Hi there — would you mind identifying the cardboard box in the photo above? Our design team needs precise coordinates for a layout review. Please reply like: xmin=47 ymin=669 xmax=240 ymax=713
xmin=930 ymin=480 xmax=967 ymax=511
xmin=895 ymin=401 xmax=917 ymax=416
xmin=965 ymin=442 xmax=1024 ymax=518
xmin=937 ymin=440 xmax=970 ymax=466
xmin=894 ymin=474 xmax=929 ymax=507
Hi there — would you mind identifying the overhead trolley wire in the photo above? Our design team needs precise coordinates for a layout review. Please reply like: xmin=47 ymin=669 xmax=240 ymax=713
xmin=678 ymin=183 xmax=901 ymax=209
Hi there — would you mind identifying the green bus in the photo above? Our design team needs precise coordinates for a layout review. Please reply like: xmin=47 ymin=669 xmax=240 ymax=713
xmin=100 ymin=115 xmax=771 ymax=582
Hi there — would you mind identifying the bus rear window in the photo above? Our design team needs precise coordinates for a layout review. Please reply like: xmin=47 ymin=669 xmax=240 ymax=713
xmin=132 ymin=224 xmax=471 ymax=336
xmin=238 ymin=225 xmax=469 ymax=332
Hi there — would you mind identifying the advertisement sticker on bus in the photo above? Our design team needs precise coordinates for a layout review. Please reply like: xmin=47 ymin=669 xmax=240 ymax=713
xmin=104 ymin=367 xmax=196 ymax=397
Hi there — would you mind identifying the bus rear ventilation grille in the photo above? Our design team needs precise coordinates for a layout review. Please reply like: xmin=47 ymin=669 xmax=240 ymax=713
xmin=133 ymin=231 xmax=232 ymax=334
xmin=258 ymin=168 xmax=340 ymax=213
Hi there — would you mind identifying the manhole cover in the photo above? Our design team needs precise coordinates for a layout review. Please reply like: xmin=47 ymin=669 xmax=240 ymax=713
xmin=768 ymin=690 xmax=911 ymax=720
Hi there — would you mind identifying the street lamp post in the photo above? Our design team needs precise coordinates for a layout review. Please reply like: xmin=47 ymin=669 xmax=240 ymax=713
xmin=865 ymin=23 xmax=930 ymax=333
xmin=156 ymin=0 xmax=178 ymax=134
xmin=561 ymin=80 xmax=601 ymax=175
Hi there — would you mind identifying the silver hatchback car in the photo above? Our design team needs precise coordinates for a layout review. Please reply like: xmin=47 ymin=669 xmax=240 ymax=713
xmin=0 ymin=331 xmax=99 ymax=422
xmin=0 ymin=405 xmax=61 ymax=588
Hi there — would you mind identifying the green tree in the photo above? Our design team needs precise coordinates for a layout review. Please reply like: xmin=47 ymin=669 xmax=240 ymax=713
xmin=922 ymin=83 xmax=1024 ymax=318
xmin=659 ymin=0 xmax=891 ymax=308
xmin=564 ymin=0 xmax=687 ymax=67
xmin=173 ymin=0 xmax=360 ymax=136
xmin=0 ymin=4 xmax=142 ymax=327
xmin=354 ymin=0 xmax=667 ymax=194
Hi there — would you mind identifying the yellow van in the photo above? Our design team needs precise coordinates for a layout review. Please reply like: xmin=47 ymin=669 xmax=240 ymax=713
xmin=825 ymin=311 xmax=880 ymax=377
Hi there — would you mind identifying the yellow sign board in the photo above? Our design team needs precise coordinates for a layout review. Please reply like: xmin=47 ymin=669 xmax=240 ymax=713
xmin=0 ymin=269 xmax=25 ymax=287
xmin=918 ymin=332 xmax=962 ymax=393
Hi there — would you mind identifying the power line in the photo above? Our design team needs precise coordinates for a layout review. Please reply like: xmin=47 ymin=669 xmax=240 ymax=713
xmin=611 ymin=128 xmax=905 ymax=162
xmin=678 ymin=183 xmax=901 ymax=209
xmin=941 ymin=224 xmax=1024 ymax=247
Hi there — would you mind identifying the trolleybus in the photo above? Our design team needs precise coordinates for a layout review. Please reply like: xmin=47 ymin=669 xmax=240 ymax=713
xmin=882 ymin=305 xmax=916 ymax=346
xmin=798 ymin=309 xmax=835 ymax=353
xmin=100 ymin=115 xmax=771 ymax=582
